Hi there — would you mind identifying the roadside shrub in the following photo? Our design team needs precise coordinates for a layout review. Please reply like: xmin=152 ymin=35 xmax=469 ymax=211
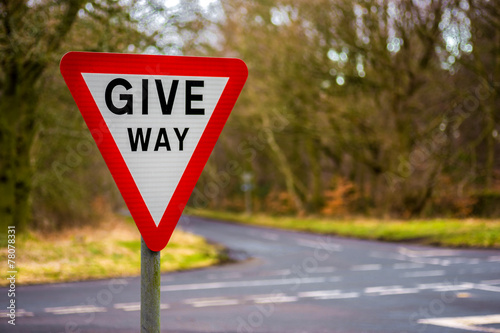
xmin=472 ymin=191 xmax=500 ymax=217
xmin=321 ymin=177 xmax=359 ymax=216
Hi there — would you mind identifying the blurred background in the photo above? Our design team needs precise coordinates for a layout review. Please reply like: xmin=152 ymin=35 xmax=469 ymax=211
xmin=1 ymin=0 xmax=499 ymax=235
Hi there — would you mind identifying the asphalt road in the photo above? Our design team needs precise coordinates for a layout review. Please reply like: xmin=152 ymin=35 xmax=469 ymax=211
xmin=2 ymin=215 xmax=500 ymax=333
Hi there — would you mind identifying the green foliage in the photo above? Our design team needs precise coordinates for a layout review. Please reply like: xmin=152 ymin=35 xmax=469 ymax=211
xmin=2 ymin=0 xmax=500 ymax=233
xmin=182 ymin=0 xmax=500 ymax=218
xmin=0 ymin=0 xmax=157 ymax=232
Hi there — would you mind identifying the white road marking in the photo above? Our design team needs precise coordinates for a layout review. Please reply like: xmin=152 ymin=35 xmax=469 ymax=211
xmin=246 ymin=293 xmax=301 ymax=304
xmin=245 ymin=293 xmax=282 ymax=300
xmin=398 ymin=247 xmax=461 ymax=258
xmin=438 ymin=259 xmax=451 ymax=266
xmin=379 ymin=288 xmax=419 ymax=295
xmin=160 ymin=277 xmax=327 ymax=292
xmin=408 ymin=257 xmax=450 ymax=266
xmin=364 ymin=285 xmax=402 ymax=293
xmin=298 ymin=290 xmax=359 ymax=299
xmin=402 ymin=270 xmax=445 ymax=278
xmin=253 ymin=295 xmax=298 ymax=304
xmin=113 ymin=302 xmax=170 ymax=311
xmin=0 ymin=309 xmax=33 ymax=317
xmin=296 ymin=239 xmax=342 ymax=251
xmin=375 ymin=249 xmax=487 ymax=268
xmin=114 ymin=302 xmax=141 ymax=311
xmin=417 ymin=282 xmax=449 ymax=289
xmin=417 ymin=282 xmax=474 ymax=292
xmin=364 ymin=285 xmax=419 ymax=295
xmin=488 ymin=256 xmax=500 ymax=262
xmin=393 ymin=263 xmax=426 ymax=270
xmin=474 ymin=284 xmax=500 ymax=293
xmin=298 ymin=290 xmax=341 ymax=298
xmin=419 ymin=314 xmax=500 ymax=332
xmin=370 ymin=251 xmax=407 ymax=261
xmin=45 ymin=305 xmax=107 ymax=315
xmin=30 ymin=277 xmax=500 ymax=316
xmin=351 ymin=264 xmax=381 ymax=271
xmin=317 ymin=292 xmax=359 ymax=299
xmin=184 ymin=297 xmax=240 ymax=308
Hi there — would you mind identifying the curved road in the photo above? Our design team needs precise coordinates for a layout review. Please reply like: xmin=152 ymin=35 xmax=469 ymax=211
xmin=2 ymin=215 xmax=500 ymax=332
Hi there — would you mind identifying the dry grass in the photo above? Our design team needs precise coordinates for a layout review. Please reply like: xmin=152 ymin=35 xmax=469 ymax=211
xmin=0 ymin=216 xmax=224 ymax=286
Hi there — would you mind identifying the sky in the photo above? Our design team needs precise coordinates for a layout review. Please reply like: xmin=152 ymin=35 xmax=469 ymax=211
xmin=166 ymin=0 xmax=218 ymax=8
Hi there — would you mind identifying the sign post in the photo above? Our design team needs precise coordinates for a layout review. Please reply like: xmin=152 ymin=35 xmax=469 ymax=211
xmin=60 ymin=52 xmax=247 ymax=331
xmin=141 ymin=237 xmax=160 ymax=332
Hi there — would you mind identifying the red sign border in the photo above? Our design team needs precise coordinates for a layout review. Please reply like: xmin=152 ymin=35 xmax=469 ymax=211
xmin=60 ymin=52 xmax=248 ymax=251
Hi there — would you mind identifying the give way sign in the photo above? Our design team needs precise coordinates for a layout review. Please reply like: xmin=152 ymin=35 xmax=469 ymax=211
xmin=60 ymin=52 xmax=248 ymax=251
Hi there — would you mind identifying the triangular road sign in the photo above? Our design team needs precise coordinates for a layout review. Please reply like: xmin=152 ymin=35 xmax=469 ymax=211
xmin=60 ymin=52 xmax=248 ymax=251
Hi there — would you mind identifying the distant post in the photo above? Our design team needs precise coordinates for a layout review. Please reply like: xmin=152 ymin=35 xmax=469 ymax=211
xmin=141 ymin=237 xmax=160 ymax=332
xmin=242 ymin=172 xmax=253 ymax=215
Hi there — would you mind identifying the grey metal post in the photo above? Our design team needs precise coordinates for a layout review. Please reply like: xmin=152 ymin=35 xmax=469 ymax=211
xmin=244 ymin=187 xmax=252 ymax=215
xmin=141 ymin=237 xmax=161 ymax=332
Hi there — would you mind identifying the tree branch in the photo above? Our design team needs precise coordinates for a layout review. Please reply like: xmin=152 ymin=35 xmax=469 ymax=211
xmin=46 ymin=0 xmax=85 ymax=54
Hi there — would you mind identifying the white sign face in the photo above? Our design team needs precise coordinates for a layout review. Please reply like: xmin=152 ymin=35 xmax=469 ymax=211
xmin=83 ymin=73 xmax=228 ymax=225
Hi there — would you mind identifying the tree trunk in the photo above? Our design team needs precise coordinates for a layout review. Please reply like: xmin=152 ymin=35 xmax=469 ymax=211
xmin=262 ymin=114 xmax=305 ymax=214
xmin=0 ymin=89 xmax=39 ymax=232
xmin=485 ymin=105 xmax=495 ymax=190
xmin=306 ymin=137 xmax=323 ymax=211
xmin=0 ymin=108 xmax=16 ymax=231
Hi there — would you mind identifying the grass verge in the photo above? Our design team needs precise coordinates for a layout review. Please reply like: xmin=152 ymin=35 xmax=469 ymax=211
xmin=187 ymin=209 xmax=500 ymax=249
xmin=0 ymin=216 xmax=226 ymax=286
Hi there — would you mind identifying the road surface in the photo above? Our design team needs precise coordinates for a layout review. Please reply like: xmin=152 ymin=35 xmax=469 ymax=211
xmin=1 ymin=215 xmax=500 ymax=332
